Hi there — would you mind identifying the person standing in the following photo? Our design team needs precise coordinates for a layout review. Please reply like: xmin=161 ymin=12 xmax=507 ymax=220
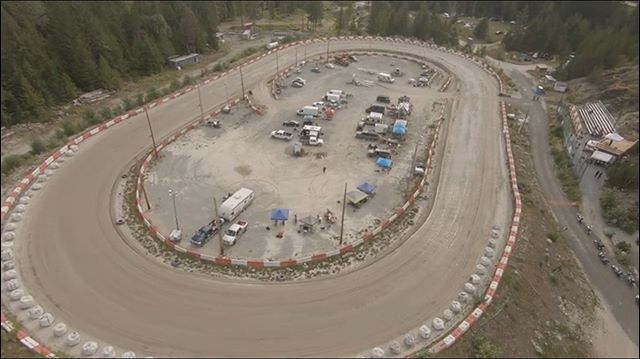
xmin=323 ymin=166 xmax=327 ymax=174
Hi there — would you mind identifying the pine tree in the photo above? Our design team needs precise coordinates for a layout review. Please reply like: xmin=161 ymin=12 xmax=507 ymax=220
xmin=17 ymin=75 xmax=46 ymax=121
xmin=473 ymin=18 xmax=489 ymax=41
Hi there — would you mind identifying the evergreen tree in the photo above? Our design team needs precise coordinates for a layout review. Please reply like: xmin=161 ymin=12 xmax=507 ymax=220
xmin=473 ymin=18 xmax=489 ymax=41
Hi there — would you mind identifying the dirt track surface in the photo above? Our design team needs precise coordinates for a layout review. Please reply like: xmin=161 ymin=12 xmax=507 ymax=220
xmin=9 ymin=40 xmax=508 ymax=357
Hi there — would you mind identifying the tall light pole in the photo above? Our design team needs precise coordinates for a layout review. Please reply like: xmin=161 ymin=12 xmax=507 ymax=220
xmin=144 ymin=107 xmax=158 ymax=158
xmin=339 ymin=182 xmax=347 ymax=245
xmin=197 ymin=85 xmax=204 ymax=120
xmin=326 ymin=39 xmax=330 ymax=64
xmin=168 ymin=189 xmax=180 ymax=230
xmin=213 ymin=197 xmax=224 ymax=256
xmin=239 ymin=66 xmax=246 ymax=98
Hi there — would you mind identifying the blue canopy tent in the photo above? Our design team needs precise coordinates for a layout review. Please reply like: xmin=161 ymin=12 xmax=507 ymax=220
xmin=392 ymin=124 xmax=406 ymax=136
xmin=357 ymin=182 xmax=377 ymax=195
xmin=270 ymin=208 xmax=290 ymax=221
xmin=376 ymin=157 xmax=393 ymax=169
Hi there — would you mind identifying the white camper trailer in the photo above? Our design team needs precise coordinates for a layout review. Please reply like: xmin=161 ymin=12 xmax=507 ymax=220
xmin=218 ymin=188 xmax=255 ymax=222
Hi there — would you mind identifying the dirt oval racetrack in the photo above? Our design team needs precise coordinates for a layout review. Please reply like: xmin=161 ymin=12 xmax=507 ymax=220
xmin=8 ymin=38 xmax=510 ymax=357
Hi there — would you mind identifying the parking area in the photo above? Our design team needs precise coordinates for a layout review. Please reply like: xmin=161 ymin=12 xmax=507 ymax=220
xmin=144 ymin=54 xmax=449 ymax=260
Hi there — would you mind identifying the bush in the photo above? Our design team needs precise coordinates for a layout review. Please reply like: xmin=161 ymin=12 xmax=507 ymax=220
xmin=136 ymin=93 xmax=145 ymax=107
xmin=1 ymin=154 xmax=33 ymax=175
xmin=616 ymin=241 xmax=631 ymax=253
xmin=45 ymin=136 xmax=63 ymax=150
xmin=99 ymin=107 xmax=113 ymax=121
xmin=472 ymin=335 xmax=500 ymax=358
xmin=213 ymin=62 xmax=226 ymax=72
xmin=146 ymin=87 xmax=159 ymax=101
xmin=123 ymin=97 xmax=135 ymax=111
xmin=169 ymin=79 xmax=181 ymax=91
xmin=30 ymin=137 xmax=46 ymax=155
xmin=182 ymin=75 xmax=193 ymax=87
xmin=83 ymin=109 xmax=99 ymax=126
xmin=62 ymin=121 xmax=78 ymax=136
xmin=606 ymin=160 xmax=639 ymax=190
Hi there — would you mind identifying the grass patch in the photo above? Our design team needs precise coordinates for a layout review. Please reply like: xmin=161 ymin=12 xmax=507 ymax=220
xmin=1 ymin=153 xmax=35 ymax=176
xmin=600 ymin=188 xmax=639 ymax=234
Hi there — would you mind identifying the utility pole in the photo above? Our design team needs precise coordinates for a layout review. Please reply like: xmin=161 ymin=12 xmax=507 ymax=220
xmin=213 ymin=197 xmax=224 ymax=256
xmin=518 ymin=107 xmax=530 ymax=134
xmin=169 ymin=189 xmax=180 ymax=230
xmin=339 ymin=182 xmax=347 ymax=245
xmin=144 ymin=107 xmax=158 ymax=158
xmin=407 ymin=142 xmax=419 ymax=196
xmin=197 ymin=85 xmax=204 ymax=120
xmin=326 ymin=39 xmax=330 ymax=64
xmin=239 ymin=66 xmax=246 ymax=98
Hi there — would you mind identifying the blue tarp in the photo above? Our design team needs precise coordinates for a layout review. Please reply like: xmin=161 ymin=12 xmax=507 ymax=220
xmin=357 ymin=182 xmax=376 ymax=194
xmin=376 ymin=157 xmax=393 ymax=169
xmin=270 ymin=208 xmax=290 ymax=220
xmin=392 ymin=125 xmax=406 ymax=136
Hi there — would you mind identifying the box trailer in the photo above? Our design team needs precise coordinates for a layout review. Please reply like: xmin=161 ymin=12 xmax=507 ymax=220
xmin=218 ymin=188 xmax=255 ymax=222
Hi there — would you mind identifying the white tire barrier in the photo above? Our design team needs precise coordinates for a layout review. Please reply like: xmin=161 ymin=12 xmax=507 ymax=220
xmin=9 ymin=288 xmax=23 ymax=300
xmin=464 ymin=282 xmax=477 ymax=294
xmin=31 ymin=183 xmax=42 ymax=191
xmin=475 ymin=264 xmax=486 ymax=275
xmin=1 ymin=241 xmax=14 ymax=250
xmin=2 ymin=260 xmax=15 ymax=270
xmin=58 ymin=156 xmax=66 ymax=163
xmin=2 ymin=249 xmax=15 ymax=261
xmin=53 ymin=322 xmax=68 ymax=337
xmin=28 ymin=305 xmax=44 ymax=319
xmin=44 ymin=169 xmax=54 ymax=176
xmin=37 ymin=175 xmax=47 ymax=183
xmin=404 ymin=333 xmax=416 ymax=347
xmin=432 ymin=317 xmax=445 ymax=330
xmin=39 ymin=313 xmax=55 ymax=327
xmin=66 ymin=331 xmax=81 ymax=347
xmin=121 ymin=351 xmax=136 ymax=358
xmin=490 ymin=229 xmax=499 ymax=239
xmin=450 ymin=300 xmax=462 ymax=313
xmin=418 ymin=325 xmax=431 ymax=339
xmin=19 ymin=196 xmax=30 ymax=204
xmin=442 ymin=309 xmax=454 ymax=321
xmin=4 ymin=223 xmax=16 ymax=231
xmin=70 ymin=145 xmax=79 ymax=152
xmin=484 ymin=247 xmax=495 ymax=258
xmin=4 ymin=269 xmax=18 ymax=280
xmin=479 ymin=256 xmax=491 ymax=267
xmin=3 ymin=231 xmax=16 ymax=241
xmin=19 ymin=295 xmax=35 ymax=309
xmin=50 ymin=162 xmax=60 ymax=169
xmin=101 ymin=346 xmax=116 ymax=358
xmin=65 ymin=150 xmax=74 ymax=157
xmin=488 ymin=238 xmax=497 ymax=248
xmin=6 ymin=278 xmax=20 ymax=291
xmin=470 ymin=274 xmax=482 ymax=284
xmin=389 ymin=341 xmax=401 ymax=354
xmin=371 ymin=347 xmax=385 ymax=358
xmin=14 ymin=204 xmax=26 ymax=213
xmin=82 ymin=341 xmax=99 ymax=356
xmin=10 ymin=213 xmax=22 ymax=222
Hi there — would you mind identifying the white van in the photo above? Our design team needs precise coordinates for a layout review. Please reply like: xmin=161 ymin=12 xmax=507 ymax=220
xmin=378 ymin=73 xmax=395 ymax=83
xmin=325 ymin=93 xmax=341 ymax=103
xmin=218 ymin=188 xmax=255 ymax=222
xmin=266 ymin=42 xmax=279 ymax=50
xmin=297 ymin=106 xmax=320 ymax=117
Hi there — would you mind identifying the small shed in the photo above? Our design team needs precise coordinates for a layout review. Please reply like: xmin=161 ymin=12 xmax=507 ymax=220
xmin=590 ymin=150 xmax=614 ymax=165
xmin=554 ymin=81 xmax=568 ymax=93
xmin=167 ymin=53 xmax=199 ymax=69
xmin=346 ymin=190 xmax=369 ymax=207
xmin=536 ymin=64 xmax=549 ymax=72
xmin=357 ymin=182 xmax=377 ymax=196
xmin=242 ymin=29 xmax=253 ymax=40
xmin=299 ymin=215 xmax=321 ymax=232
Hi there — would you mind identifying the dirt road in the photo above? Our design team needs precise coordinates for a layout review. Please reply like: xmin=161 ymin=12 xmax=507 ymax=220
xmin=7 ymin=40 xmax=508 ymax=357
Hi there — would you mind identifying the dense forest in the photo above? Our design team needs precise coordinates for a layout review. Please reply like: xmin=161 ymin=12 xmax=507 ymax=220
xmin=1 ymin=1 xmax=638 ymax=127
xmin=0 ymin=1 xmax=318 ymax=127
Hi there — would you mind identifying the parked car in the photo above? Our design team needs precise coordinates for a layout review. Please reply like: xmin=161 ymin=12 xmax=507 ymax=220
xmin=271 ymin=130 xmax=293 ymax=141
xmin=282 ymin=120 xmax=300 ymax=127
xmin=222 ymin=220 xmax=249 ymax=246
xmin=376 ymin=95 xmax=391 ymax=104
xmin=190 ymin=219 xmax=225 ymax=247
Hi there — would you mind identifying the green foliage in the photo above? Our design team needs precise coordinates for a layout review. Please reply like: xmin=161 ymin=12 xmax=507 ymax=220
xmin=99 ymin=107 xmax=113 ymax=121
xmin=474 ymin=18 xmax=490 ymax=41
xmin=601 ymin=189 xmax=639 ymax=234
xmin=146 ymin=87 xmax=160 ymax=101
xmin=30 ymin=137 xmax=46 ymax=155
xmin=136 ymin=93 xmax=145 ymax=107
xmin=62 ymin=120 xmax=78 ymax=136
xmin=123 ymin=97 xmax=135 ymax=111
xmin=605 ymin=160 xmax=639 ymax=190
xmin=1 ymin=153 xmax=33 ymax=176
xmin=83 ymin=109 xmax=98 ymax=125
xmin=616 ymin=241 xmax=631 ymax=253
xmin=588 ymin=66 xmax=604 ymax=84
xmin=472 ymin=335 xmax=500 ymax=358
xmin=182 ymin=75 xmax=193 ymax=87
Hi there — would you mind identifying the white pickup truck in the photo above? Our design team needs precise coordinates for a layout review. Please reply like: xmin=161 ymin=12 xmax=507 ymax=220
xmin=271 ymin=130 xmax=293 ymax=141
xmin=222 ymin=220 xmax=248 ymax=246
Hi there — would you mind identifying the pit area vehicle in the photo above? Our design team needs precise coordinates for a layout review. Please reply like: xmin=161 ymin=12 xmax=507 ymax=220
xmin=222 ymin=220 xmax=248 ymax=246
xmin=271 ymin=130 xmax=294 ymax=141
xmin=190 ymin=218 xmax=225 ymax=246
